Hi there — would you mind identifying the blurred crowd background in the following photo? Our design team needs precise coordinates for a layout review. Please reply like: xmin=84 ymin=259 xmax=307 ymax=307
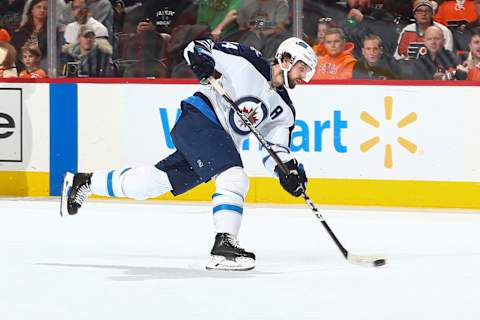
xmin=0 ymin=0 xmax=479 ymax=80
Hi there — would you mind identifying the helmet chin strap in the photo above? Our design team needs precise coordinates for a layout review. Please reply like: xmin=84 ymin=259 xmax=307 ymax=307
xmin=278 ymin=58 xmax=293 ymax=89
xmin=282 ymin=69 xmax=293 ymax=89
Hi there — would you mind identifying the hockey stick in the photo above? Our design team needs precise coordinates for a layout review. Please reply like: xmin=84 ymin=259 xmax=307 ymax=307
xmin=208 ymin=77 xmax=386 ymax=267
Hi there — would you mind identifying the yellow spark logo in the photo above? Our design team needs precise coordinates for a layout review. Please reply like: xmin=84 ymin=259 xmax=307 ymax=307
xmin=360 ymin=96 xmax=418 ymax=168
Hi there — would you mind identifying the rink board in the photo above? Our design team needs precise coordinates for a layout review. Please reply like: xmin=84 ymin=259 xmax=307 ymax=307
xmin=0 ymin=80 xmax=480 ymax=209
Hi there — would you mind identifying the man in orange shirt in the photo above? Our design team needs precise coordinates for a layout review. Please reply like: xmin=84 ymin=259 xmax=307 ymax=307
xmin=313 ymin=27 xmax=356 ymax=80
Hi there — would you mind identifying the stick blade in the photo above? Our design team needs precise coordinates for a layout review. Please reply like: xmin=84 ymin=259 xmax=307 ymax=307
xmin=347 ymin=253 xmax=387 ymax=267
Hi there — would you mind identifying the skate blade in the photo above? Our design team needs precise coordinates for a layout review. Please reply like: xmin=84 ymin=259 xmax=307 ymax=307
xmin=60 ymin=172 xmax=74 ymax=217
xmin=205 ymin=255 xmax=255 ymax=271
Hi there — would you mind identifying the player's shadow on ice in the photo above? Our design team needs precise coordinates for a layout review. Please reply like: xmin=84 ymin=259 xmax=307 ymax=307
xmin=38 ymin=263 xmax=277 ymax=281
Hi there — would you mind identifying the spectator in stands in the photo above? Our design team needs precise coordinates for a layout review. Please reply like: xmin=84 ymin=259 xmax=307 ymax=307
xmin=411 ymin=25 xmax=467 ymax=79
xmin=466 ymin=0 xmax=480 ymax=28
xmin=234 ymin=0 xmax=290 ymax=60
xmin=110 ymin=0 xmax=144 ymax=34
xmin=443 ymin=0 xmax=480 ymax=57
xmin=353 ymin=34 xmax=403 ymax=79
xmin=377 ymin=0 xmax=413 ymax=24
xmin=22 ymin=0 xmax=59 ymax=18
xmin=10 ymin=0 xmax=47 ymax=70
xmin=136 ymin=0 xmax=195 ymax=40
xmin=115 ymin=0 xmax=195 ymax=70
xmin=62 ymin=25 xmax=113 ymax=77
xmin=56 ymin=0 xmax=67 ymax=26
xmin=60 ymin=0 xmax=113 ymax=36
xmin=395 ymin=0 xmax=454 ymax=60
xmin=64 ymin=0 xmax=110 ymax=47
xmin=0 ymin=27 xmax=11 ymax=42
xmin=0 ymin=41 xmax=18 ymax=77
xmin=117 ymin=0 xmax=194 ymax=67
xmin=110 ymin=1 xmax=148 ymax=34
xmin=197 ymin=0 xmax=241 ymax=41
xmin=434 ymin=0 xmax=478 ymax=27
xmin=18 ymin=44 xmax=46 ymax=78
xmin=458 ymin=26 xmax=480 ymax=79
xmin=341 ymin=0 xmax=398 ymax=58
xmin=302 ymin=0 xmax=348 ymax=42
xmin=122 ymin=30 xmax=168 ymax=77
xmin=0 ymin=0 xmax=25 ymax=34
xmin=454 ymin=0 xmax=480 ymax=54
xmin=312 ymin=17 xmax=336 ymax=56
xmin=22 ymin=0 xmax=65 ymax=27
xmin=86 ymin=0 xmax=114 ymax=37
xmin=313 ymin=27 xmax=357 ymax=80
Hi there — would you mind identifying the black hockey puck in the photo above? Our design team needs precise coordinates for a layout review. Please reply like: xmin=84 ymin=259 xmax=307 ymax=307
xmin=374 ymin=259 xmax=386 ymax=267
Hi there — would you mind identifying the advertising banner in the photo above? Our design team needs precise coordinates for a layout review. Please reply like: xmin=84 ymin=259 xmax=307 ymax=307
xmin=0 ymin=88 xmax=22 ymax=162
xmin=3 ymin=80 xmax=478 ymax=207
xmin=98 ymin=84 xmax=480 ymax=182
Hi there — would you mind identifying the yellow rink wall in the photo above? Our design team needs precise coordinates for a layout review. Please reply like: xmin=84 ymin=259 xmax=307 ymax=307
xmin=1 ymin=173 xmax=479 ymax=209
xmin=1 ymin=80 xmax=480 ymax=209
xmin=137 ymin=178 xmax=480 ymax=209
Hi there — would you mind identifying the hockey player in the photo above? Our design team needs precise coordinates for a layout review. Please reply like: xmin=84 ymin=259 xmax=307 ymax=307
xmin=60 ymin=37 xmax=317 ymax=271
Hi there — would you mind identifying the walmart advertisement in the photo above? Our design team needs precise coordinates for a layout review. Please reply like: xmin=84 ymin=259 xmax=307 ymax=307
xmin=1 ymin=82 xmax=480 ymax=208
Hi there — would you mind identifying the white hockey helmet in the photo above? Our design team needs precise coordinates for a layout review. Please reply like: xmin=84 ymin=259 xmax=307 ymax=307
xmin=275 ymin=37 xmax=317 ymax=87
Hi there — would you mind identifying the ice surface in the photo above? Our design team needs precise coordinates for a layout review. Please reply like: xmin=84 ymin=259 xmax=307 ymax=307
xmin=1 ymin=198 xmax=479 ymax=320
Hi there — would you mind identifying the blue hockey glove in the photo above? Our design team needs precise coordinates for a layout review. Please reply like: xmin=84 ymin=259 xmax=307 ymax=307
xmin=184 ymin=40 xmax=215 ymax=82
xmin=275 ymin=159 xmax=307 ymax=197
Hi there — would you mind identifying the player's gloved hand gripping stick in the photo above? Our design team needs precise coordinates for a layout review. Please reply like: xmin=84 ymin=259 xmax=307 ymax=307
xmin=208 ymin=76 xmax=387 ymax=267
xmin=185 ymin=39 xmax=216 ymax=84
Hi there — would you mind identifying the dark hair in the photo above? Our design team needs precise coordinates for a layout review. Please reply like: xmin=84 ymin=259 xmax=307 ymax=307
xmin=21 ymin=0 xmax=47 ymax=32
xmin=472 ymin=26 xmax=480 ymax=39
xmin=272 ymin=52 xmax=292 ymax=65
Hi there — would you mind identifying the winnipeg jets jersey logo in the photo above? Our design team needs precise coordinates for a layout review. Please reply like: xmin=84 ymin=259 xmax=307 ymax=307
xmin=228 ymin=97 xmax=268 ymax=135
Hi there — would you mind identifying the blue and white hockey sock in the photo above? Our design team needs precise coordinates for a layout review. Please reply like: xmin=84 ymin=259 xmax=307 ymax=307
xmin=90 ymin=165 xmax=172 ymax=200
xmin=212 ymin=167 xmax=249 ymax=235
xmin=212 ymin=191 xmax=244 ymax=235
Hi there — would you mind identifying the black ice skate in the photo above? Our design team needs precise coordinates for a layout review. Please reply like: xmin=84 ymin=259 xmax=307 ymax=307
xmin=60 ymin=172 xmax=92 ymax=216
xmin=206 ymin=233 xmax=256 ymax=271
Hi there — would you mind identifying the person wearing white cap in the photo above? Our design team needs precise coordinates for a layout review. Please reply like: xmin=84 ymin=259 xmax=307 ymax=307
xmin=394 ymin=0 xmax=453 ymax=60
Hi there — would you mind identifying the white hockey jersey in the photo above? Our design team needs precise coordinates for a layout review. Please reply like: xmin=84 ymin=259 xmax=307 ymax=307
xmin=193 ymin=41 xmax=296 ymax=174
